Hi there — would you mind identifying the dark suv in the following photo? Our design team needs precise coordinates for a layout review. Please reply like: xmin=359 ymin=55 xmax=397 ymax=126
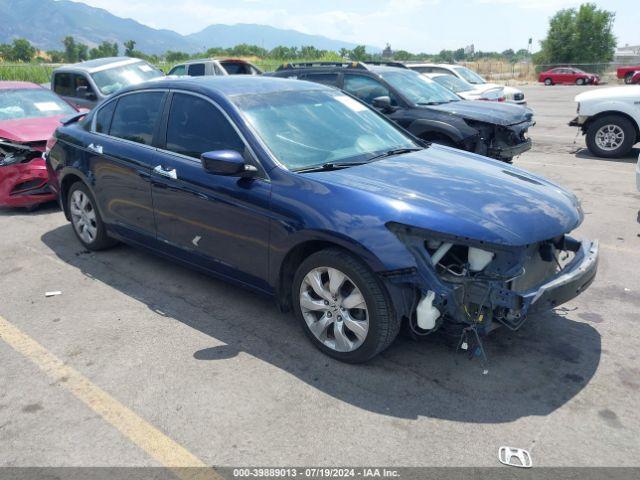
xmin=270 ymin=62 xmax=534 ymax=162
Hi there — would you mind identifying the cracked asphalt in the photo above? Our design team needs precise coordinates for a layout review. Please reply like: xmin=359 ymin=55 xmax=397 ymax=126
xmin=0 ymin=84 xmax=638 ymax=469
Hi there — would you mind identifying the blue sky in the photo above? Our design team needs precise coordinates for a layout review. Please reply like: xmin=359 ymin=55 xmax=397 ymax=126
xmin=75 ymin=0 xmax=638 ymax=52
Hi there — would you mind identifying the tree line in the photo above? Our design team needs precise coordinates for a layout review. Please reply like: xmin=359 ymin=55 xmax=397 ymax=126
xmin=0 ymin=3 xmax=616 ymax=66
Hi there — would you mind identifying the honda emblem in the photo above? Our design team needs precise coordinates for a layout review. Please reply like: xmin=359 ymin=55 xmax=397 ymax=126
xmin=498 ymin=446 xmax=532 ymax=468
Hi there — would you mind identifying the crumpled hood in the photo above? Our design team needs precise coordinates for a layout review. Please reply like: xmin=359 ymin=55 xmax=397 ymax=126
xmin=308 ymin=146 xmax=582 ymax=246
xmin=426 ymin=100 xmax=533 ymax=126
xmin=0 ymin=115 xmax=67 ymax=144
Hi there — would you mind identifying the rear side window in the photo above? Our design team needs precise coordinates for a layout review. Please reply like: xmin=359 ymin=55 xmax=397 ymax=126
xmin=53 ymin=73 xmax=74 ymax=96
xmin=165 ymin=93 xmax=244 ymax=158
xmin=95 ymin=100 xmax=116 ymax=133
xmin=109 ymin=92 xmax=164 ymax=145
xmin=188 ymin=63 xmax=206 ymax=76
xmin=343 ymin=75 xmax=391 ymax=105
xmin=301 ymin=73 xmax=339 ymax=87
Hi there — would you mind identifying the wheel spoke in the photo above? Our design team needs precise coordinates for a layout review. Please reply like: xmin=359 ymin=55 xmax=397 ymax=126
xmin=342 ymin=290 xmax=365 ymax=310
xmin=300 ymin=291 xmax=328 ymax=311
xmin=333 ymin=321 xmax=354 ymax=352
xmin=343 ymin=312 xmax=368 ymax=342
xmin=305 ymin=270 xmax=331 ymax=301
xmin=308 ymin=314 xmax=333 ymax=340
xmin=327 ymin=268 xmax=346 ymax=296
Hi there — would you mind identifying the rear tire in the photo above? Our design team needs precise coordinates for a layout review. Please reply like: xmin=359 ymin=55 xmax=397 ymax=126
xmin=544 ymin=78 xmax=553 ymax=86
xmin=292 ymin=248 xmax=400 ymax=363
xmin=585 ymin=115 xmax=636 ymax=158
xmin=67 ymin=182 xmax=116 ymax=250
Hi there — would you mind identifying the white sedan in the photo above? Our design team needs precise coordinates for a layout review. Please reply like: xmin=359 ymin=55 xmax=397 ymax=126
xmin=424 ymin=73 xmax=505 ymax=102
xmin=405 ymin=63 xmax=526 ymax=105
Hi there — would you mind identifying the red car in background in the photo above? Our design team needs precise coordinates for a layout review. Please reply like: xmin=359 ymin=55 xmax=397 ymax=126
xmin=0 ymin=81 xmax=79 ymax=209
xmin=539 ymin=67 xmax=600 ymax=85
xmin=630 ymin=71 xmax=640 ymax=85
xmin=617 ymin=65 xmax=640 ymax=84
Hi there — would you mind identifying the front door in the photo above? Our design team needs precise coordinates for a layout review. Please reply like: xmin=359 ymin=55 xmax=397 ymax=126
xmin=151 ymin=92 xmax=272 ymax=290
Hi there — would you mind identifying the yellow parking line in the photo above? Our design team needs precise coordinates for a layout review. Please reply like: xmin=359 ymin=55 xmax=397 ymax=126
xmin=0 ymin=315 xmax=221 ymax=480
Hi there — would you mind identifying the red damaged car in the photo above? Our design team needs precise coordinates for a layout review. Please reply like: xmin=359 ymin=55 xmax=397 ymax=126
xmin=538 ymin=67 xmax=600 ymax=86
xmin=0 ymin=81 xmax=79 ymax=209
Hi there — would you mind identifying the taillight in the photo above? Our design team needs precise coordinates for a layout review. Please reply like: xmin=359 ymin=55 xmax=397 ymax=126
xmin=45 ymin=135 xmax=57 ymax=157
xmin=498 ymin=97 xmax=505 ymax=102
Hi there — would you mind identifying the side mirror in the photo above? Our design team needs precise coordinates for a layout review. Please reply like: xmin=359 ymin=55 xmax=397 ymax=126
xmin=372 ymin=96 xmax=393 ymax=112
xmin=201 ymin=150 xmax=257 ymax=177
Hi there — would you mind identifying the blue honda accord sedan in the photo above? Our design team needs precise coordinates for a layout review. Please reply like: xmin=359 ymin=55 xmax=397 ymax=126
xmin=46 ymin=76 xmax=598 ymax=362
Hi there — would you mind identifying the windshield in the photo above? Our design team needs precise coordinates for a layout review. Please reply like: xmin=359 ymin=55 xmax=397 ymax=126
xmin=378 ymin=70 xmax=460 ymax=105
xmin=233 ymin=89 xmax=418 ymax=171
xmin=431 ymin=74 xmax=474 ymax=93
xmin=0 ymin=88 xmax=76 ymax=121
xmin=91 ymin=62 xmax=163 ymax=95
xmin=453 ymin=66 xmax=486 ymax=84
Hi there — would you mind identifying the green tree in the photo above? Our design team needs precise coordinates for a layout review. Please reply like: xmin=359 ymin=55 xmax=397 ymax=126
xmin=63 ymin=36 xmax=78 ymax=62
xmin=539 ymin=3 xmax=616 ymax=64
xmin=165 ymin=50 xmax=190 ymax=63
xmin=124 ymin=40 xmax=136 ymax=57
xmin=47 ymin=50 xmax=65 ymax=63
xmin=349 ymin=45 xmax=367 ymax=61
xmin=89 ymin=41 xmax=118 ymax=59
xmin=8 ymin=38 xmax=36 ymax=62
xmin=393 ymin=50 xmax=412 ymax=61
xmin=0 ymin=43 xmax=13 ymax=61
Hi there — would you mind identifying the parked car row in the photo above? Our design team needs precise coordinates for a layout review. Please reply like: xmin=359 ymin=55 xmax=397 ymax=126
xmin=268 ymin=62 xmax=534 ymax=162
xmin=44 ymin=75 xmax=598 ymax=362
xmin=1 ymin=58 xmax=602 ymax=362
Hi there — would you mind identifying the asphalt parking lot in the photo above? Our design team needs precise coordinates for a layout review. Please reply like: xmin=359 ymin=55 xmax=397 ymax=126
xmin=1 ymin=84 xmax=639 ymax=470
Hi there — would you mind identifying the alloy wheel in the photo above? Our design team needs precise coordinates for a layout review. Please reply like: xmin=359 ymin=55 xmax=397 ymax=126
xmin=299 ymin=266 xmax=369 ymax=353
xmin=595 ymin=124 xmax=625 ymax=151
xmin=70 ymin=190 xmax=98 ymax=244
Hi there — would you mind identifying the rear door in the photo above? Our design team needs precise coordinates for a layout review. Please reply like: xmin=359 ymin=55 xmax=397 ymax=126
xmin=89 ymin=90 xmax=167 ymax=243
xmin=150 ymin=92 xmax=272 ymax=289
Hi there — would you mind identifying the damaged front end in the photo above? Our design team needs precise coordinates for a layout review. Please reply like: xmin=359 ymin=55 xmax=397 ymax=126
xmin=386 ymin=223 xmax=598 ymax=345
xmin=0 ymin=139 xmax=56 ymax=208
xmin=468 ymin=119 xmax=534 ymax=162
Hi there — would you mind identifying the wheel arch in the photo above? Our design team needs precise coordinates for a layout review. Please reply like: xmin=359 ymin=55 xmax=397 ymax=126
xmin=408 ymin=119 xmax=465 ymax=145
xmin=583 ymin=111 xmax=640 ymax=142
xmin=59 ymin=171 xmax=88 ymax=220
xmin=274 ymin=236 xmax=392 ymax=313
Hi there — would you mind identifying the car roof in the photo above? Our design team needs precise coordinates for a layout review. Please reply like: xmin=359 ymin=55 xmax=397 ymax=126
xmin=177 ymin=58 xmax=222 ymax=65
xmin=0 ymin=81 xmax=41 ymax=90
xmin=121 ymin=75 xmax=332 ymax=97
xmin=54 ymin=57 xmax=145 ymax=74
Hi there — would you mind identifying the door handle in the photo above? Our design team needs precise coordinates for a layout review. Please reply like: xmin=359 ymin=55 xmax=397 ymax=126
xmin=88 ymin=143 xmax=103 ymax=154
xmin=153 ymin=165 xmax=178 ymax=180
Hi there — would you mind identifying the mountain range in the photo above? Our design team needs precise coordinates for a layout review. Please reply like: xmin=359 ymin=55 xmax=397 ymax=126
xmin=0 ymin=0 xmax=374 ymax=54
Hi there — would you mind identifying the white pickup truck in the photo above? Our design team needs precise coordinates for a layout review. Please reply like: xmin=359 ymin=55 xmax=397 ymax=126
xmin=570 ymin=86 xmax=640 ymax=158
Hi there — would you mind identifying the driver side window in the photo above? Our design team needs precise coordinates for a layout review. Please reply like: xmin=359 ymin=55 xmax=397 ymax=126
xmin=343 ymin=75 xmax=395 ymax=106
xmin=164 ymin=93 xmax=245 ymax=159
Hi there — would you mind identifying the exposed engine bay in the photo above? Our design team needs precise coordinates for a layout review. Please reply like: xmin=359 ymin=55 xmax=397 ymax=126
xmin=0 ymin=139 xmax=43 ymax=166
xmin=386 ymin=222 xmax=599 ymax=360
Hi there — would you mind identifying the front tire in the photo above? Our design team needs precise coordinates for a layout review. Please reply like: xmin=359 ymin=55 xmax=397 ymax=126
xmin=576 ymin=78 xmax=585 ymax=85
xmin=292 ymin=248 xmax=400 ymax=363
xmin=585 ymin=115 xmax=636 ymax=158
xmin=67 ymin=182 xmax=116 ymax=250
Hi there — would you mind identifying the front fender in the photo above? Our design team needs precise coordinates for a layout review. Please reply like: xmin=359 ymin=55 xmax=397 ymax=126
xmin=407 ymin=118 xmax=470 ymax=144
